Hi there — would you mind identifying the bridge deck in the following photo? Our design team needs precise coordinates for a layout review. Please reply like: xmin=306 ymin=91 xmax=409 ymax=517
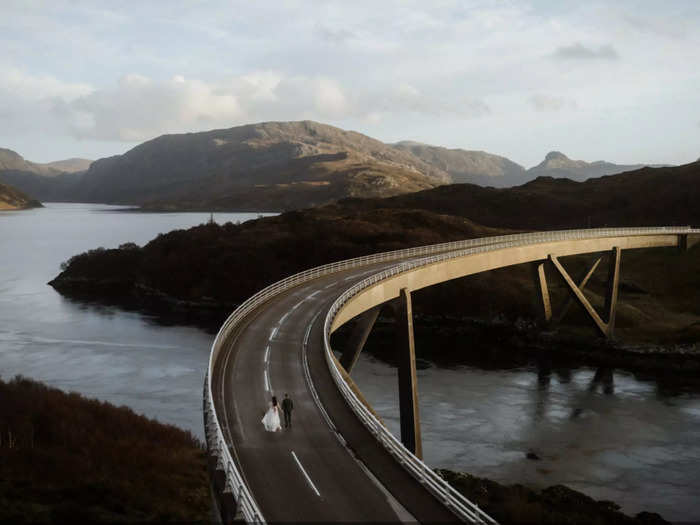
xmin=215 ymin=267 xmax=457 ymax=522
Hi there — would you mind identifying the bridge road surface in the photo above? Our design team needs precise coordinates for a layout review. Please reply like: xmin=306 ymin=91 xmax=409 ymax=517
xmin=215 ymin=264 xmax=460 ymax=523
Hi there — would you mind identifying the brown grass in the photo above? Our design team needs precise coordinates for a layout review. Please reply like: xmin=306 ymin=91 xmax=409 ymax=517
xmin=0 ymin=376 xmax=210 ymax=522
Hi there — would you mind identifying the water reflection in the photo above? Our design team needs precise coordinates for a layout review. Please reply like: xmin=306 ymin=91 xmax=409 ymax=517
xmin=535 ymin=364 xmax=614 ymax=421
xmin=351 ymin=355 xmax=700 ymax=522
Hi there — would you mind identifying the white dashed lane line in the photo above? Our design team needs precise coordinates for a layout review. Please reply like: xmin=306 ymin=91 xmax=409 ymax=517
xmin=291 ymin=451 xmax=321 ymax=497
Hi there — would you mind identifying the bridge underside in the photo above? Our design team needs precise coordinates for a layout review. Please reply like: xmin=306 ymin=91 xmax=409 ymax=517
xmin=332 ymin=232 xmax=699 ymax=455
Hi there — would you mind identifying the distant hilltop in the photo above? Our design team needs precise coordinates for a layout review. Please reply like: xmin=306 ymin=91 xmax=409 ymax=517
xmin=527 ymin=150 xmax=669 ymax=182
xmin=0 ymin=121 xmax=678 ymax=211
xmin=0 ymin=147 xmax=92 ymax=176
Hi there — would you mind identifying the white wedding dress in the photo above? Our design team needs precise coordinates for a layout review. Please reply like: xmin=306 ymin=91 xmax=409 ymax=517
xmin=261 ymin=403 xmax=282 ymax=432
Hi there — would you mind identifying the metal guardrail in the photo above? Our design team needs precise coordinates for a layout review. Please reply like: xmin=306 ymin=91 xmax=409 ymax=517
xmin=206 ymin=226 xmax=698 ymax=523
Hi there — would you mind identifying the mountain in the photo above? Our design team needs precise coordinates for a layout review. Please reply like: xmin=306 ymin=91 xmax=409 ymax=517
xmin=0 ymin=182 xmax=42 ymax=210
xmin=0 ymin=148 xmax=92 ymax=176
xmin=526 ymin=151 xmax=667 ymax=182
xmin=0 ymin=125 xmax=677 ymax=210
xmin=0 ymin=148 xmax=91 ymax=202
xmin=70 ymin=121 xmax=450 ymax=210
xmin=0 ymin=148 xmax=58 ymax=176
xmin=339 ymin=160 xmax=700 ymax=230
xmin=43 ymin=157 xmax=92 ymax=173
xmin=392 ymin=141 xmax=527 ymax=187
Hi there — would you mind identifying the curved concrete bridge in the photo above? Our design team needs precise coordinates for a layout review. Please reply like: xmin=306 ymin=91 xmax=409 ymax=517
xmin=204 ymin=227 xmax=699 ymax=523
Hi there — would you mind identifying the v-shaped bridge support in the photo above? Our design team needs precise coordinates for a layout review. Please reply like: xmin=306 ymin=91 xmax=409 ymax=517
xmin=533 ymin=247 xmax=622 ymax=338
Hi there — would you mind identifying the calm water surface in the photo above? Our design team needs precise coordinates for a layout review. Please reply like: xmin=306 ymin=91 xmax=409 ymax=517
xmin=2 ymin=203 xmax=699 ymax=521
xmin=0 ymin=203 xmax=273 ymax=438
xmin=352 ymin=356 xmax=700 ymax=521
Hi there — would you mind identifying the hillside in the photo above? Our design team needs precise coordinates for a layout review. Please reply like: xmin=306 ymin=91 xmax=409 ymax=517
xmin=0 ymin=376 xmax=209 ymax=522
xmin=345 ymin=160 xmax=700 ymax=230
xmin=44 ymin=157 xmax=92 ymax=173
xmin=2 ymin=125 xmax=677 ymax=209
xmin=70 ymin=121 xmax=449 ymax=209
xmin=0 ymin=148 xmax=90 ymax=177
xmin=0 ymin=182 xmax=42 ymax=210
xmin=393 ymin=141 xmax=527 ymax=187
xmin=526 ymin=151 xmax=666 ymax=182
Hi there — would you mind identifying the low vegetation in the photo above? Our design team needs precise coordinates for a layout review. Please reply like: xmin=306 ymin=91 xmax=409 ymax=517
xmin=0 ymin=376 xmax=209 ymax=522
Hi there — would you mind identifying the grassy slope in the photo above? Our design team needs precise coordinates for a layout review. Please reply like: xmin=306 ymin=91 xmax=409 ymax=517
xmin=0 ymin=376 xmax=209 ymax=522
xmin=0 ymin=182 xmax=42 ymax=210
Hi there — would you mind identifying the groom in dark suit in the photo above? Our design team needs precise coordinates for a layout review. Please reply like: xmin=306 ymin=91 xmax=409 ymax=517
xmin=282 ymin=393 xmax=294 ymax=428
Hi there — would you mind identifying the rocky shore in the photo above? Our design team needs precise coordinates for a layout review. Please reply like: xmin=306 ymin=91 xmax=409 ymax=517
xmin=438 ymin=469 xmax=668 ymax=525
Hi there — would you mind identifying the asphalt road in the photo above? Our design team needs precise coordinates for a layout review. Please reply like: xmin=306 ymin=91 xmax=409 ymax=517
xmin=214 ymin=265 xmax=459 ymax=523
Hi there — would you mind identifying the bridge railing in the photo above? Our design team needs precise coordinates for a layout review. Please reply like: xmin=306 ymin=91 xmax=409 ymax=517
xmin=207 ymin=226 xmax=697 ymax=523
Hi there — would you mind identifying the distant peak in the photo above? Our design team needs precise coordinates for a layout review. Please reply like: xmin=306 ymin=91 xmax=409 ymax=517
xmin=544 ymin=151 xmax=569 ymax=161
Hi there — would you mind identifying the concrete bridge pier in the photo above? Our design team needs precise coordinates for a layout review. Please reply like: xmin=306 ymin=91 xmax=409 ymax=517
xmin=339 ymin=306 xmax=381 ymax=373
xmin=393 ymin=287 xmax=423 ymax=459
xmin=548 ymin=247 xmax=622 ymax=338
xmin=532 ymin=248 xmax=624 ymax=338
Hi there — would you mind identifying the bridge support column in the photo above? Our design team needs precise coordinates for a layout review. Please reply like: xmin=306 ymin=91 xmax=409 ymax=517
xmin=340 ymin=306 xmax=381 ymax=374
xmin=604 ymin=247 xmax=622 ymax=333
xmin=549 ymin=247 xmax=622 ymax=338
xmin=394 ymin=287 xmax=422 ymax=459
xmin=532 ymin=262 xmax=552 ymax=323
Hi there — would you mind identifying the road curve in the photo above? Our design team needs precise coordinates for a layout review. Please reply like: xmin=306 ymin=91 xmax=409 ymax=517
xmin=214 ymin=263 xmax=459 ymax=522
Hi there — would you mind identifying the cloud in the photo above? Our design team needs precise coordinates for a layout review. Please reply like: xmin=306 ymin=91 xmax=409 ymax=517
xmin=0 ymin=67 xmax=91 ymax=102
xmin=552 ymin=43 xmax=619 ymax=61
xmin=530 ymin=94 xmax=577 ymax=112
xmin=377 ymin=83 xmax=491 ymax=119
xmin=31 ymin=72 xmax=489 ymax=142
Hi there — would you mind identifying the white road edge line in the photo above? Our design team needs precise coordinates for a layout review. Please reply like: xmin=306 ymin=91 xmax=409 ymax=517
xmin=307 ymin=290 xmax=320 ymax=299
xmin=279 ymin=310 xmax=290 ymax=325
xmin=269 ymin=326 xmax=279 ymax=341
xmin=291 ymin=451 xmax=321 ymax=497
xmin=264 ymin=368 xmax=271 ymax=392
xmin=301 ymin=308 xmax=417 ymax=522
xmin=264 ymin=345 xmax=270 ymax=363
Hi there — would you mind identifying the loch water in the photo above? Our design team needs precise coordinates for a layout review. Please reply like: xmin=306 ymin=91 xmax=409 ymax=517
xmin=2 ymin=203 xmax=699 ymax=521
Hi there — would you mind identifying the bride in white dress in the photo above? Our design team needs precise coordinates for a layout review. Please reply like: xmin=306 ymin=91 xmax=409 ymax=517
xmin=261 ymin=396 xmax=282 ymax=432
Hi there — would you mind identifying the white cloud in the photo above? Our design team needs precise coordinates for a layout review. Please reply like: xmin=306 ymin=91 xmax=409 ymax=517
xmin=552 ymin=42 xmax=619 ymax=61
xmin=4 ymin=70 xmax=486 ymax=143
xmin=0 ymin=67 xmax=91 ymax=102
xmin=530 ymin=94 xmax=577 ymax=112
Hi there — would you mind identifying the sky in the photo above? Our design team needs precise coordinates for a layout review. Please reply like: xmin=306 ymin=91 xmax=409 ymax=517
xmin=1 ymin=0 xmax=699 ymax=168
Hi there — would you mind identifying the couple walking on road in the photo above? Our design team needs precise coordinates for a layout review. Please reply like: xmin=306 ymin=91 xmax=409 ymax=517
xmin=261 ymin=393 xmax=294 ymax=432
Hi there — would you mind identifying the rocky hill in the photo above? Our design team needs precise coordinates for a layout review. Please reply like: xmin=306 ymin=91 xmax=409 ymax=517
xmin=71 ymin=121 xmax=450 ymax=209
xmin=393 ymin=141 xmax=527 ymax=187
xmin=526 ymin=151 xmax=665 ymax=182
xmin=1 ymin=124 xmax=679 ymax=209
xmin=0 ymin=182 xmax=42 ymax=210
